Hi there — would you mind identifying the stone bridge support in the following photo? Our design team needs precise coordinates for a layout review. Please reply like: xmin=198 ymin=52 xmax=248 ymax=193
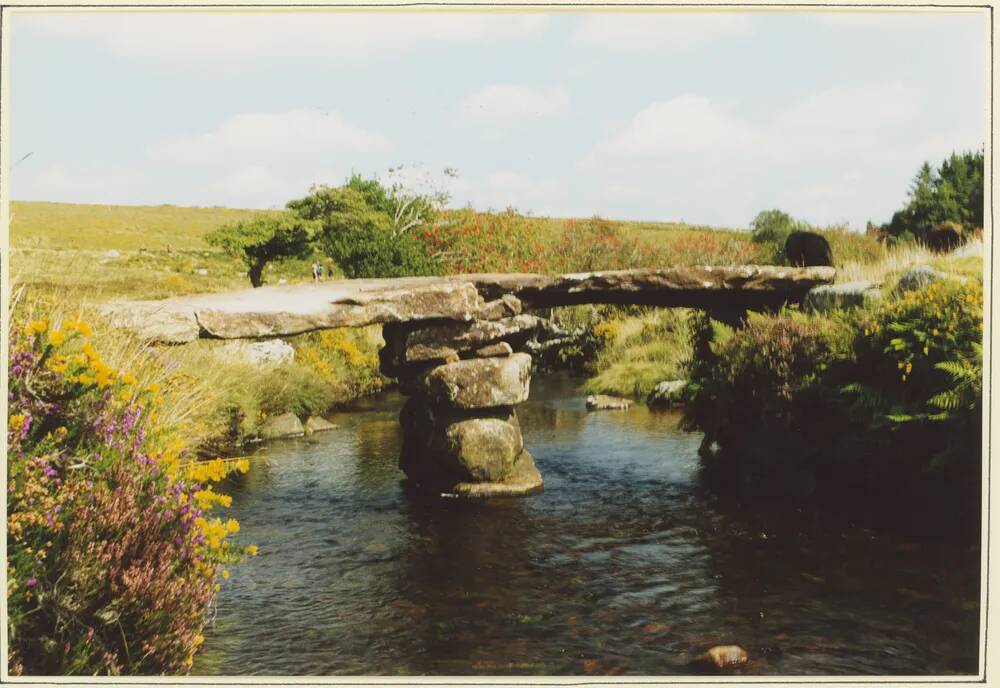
xmin=380 ymin=297 xmax=550 ymax=497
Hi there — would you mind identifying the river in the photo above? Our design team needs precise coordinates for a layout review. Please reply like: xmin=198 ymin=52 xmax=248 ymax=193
xmin=195 ymin=373 xmax=981 ymax=676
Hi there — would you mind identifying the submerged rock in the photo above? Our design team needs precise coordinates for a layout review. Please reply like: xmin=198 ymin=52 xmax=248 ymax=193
xmin=647 ymin=380 xmax=686 ymax=409
xmin=260 ymin=412 xmax=304 ymax=440
xmin=693 ymin=645 xmax=748 ymax=671
xmin=586 ymin=394 xmax=632 ymax=411
xmin=304 ymin=416 xmax=339 ymax=434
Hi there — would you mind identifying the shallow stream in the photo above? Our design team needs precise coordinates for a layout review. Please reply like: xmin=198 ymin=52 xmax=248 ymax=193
xmin=196 ymin=373 xmax=980 ymax=676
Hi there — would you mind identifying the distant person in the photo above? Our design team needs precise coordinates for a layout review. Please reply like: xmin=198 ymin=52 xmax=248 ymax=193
xmin=317 ymin=264 xmax=324 ymax=281
xmin=166 ymin=243 xmax=173 ymax=255
xmin=311 ymin=261 xmax=320 ymax=282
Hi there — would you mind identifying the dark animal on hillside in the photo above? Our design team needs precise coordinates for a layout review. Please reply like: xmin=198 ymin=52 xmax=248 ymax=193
xmin=784 ymin=231 xmax=834 ymax=267
xmin=924 ymin=222 xmax=964 ymax=253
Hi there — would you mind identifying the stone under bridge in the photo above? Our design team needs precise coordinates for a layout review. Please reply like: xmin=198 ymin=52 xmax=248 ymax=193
xmin=105 ymin=266 xmax=835 ymax=498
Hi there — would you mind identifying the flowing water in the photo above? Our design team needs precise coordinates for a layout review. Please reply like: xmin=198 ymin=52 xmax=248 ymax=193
xmin=196 ymin=373 xmax=981 ymax=676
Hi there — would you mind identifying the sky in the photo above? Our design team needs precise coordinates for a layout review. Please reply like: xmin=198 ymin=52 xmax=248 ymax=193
xmin=8 ymin=9 xmax=988 ymax=231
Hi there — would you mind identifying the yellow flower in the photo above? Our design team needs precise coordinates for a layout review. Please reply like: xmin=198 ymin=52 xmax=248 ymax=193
xmin=122 ymin=372 xmax=137 ymax=386
xmin=77 ymin=374 xmax=94 ymax=386
xmin=77 ymin=322 xmax=92 ymax=337
xmin=194 ymin=635 xmax=205 ymax=647
xmin=221 ymin=569 xmax=230 ymax=579
xmin=8 ymin=414 xmax=27 ymax=431
xmin=119 ymin=390 xmax=133 ymax=402
xmin=226 ymin=518 xmax=240 ymax=534
xmin=47 ymin=330 xmax=66 ymax=347
xmin=245 ymin=544 xmax=259 ymax=556
xmin=148 ymin=382 xmax=161 ymax=394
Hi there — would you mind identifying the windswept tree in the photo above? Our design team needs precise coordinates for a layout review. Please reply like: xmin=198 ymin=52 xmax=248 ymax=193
xmin=206 ymin=214 xmax=318 ymax=287
xmin=287 ymin=184 xmax=440 ymax=279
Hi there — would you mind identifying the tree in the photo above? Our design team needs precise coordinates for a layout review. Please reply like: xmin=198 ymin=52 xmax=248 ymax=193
xmin=206 ymin=214 xmax=318 ymax=287
xmin=287 ymin=185 xmax=440 ymax=279
xmin=880 ymin=149 xmax=984 ymax=243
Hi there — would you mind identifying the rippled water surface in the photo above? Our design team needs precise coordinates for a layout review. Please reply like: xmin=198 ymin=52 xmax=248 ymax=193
xmin=196 ymin=374 xmax=980 ymax=676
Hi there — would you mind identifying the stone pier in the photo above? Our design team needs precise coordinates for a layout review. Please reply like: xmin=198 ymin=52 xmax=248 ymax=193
xmin=380 ymin=297 xmax=548 ymax=496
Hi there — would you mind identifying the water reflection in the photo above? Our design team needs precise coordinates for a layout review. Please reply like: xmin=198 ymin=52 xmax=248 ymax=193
xmin=196 ymin=373 xmax=979 ymax=676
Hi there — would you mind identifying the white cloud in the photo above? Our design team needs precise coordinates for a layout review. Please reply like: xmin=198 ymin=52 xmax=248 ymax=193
xmin=459 ymin=84 xmax=569 ymax=127
xmin=147 ymin=109 xmax=391 ymax=166
xmin=580 ymin=80 xmax=976 ymax=229
xmin=588 ymin=94 xmax=759 ymax=163
xmin=571 ymin=13 xmax=752 ymax=53
xmin=21 ymin=12 xmax=550 ymax=74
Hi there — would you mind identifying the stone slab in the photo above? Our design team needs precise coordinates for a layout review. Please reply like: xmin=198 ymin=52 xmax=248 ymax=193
xmin=103 ymin=267 xmax=835 ymax=343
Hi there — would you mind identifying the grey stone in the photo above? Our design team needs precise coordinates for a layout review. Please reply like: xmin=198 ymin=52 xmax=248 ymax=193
xmin=406 ymin=315 xmax=545 ymax=354
xmin=647 ymin=380 xmax=687 ymax=409
xmin=453 ymin=450 xmax=544 ymax=498
xmin=586 ymin=394 xmax=632 ymax=411
xmin=219 ymin=339 xmax=295 ymax=365
xmin=422 ymin=353 xmax=532 ymax=409
xmin=803 ymin=281 xmax=882 ymax=312
xmin=474 ymin=342 xmax=513 ymax=358
xmin=476 ymin=293 xmax=523 ymax=320
xmin=193 ymin=268 xmax=209 ymax=276
xmin=103 ymin=250 xmax=121 ymax=259
xmin=445 ymin=417 xmax=524 ymax=481
xmin=260 ymin=412 xmax=304 ymax=440
xmin=894 ymin=265 xmax=946 ymax=295
xmin=304 ymin=416 xmax=339 ymax=433
xmin=404 ymin=343 xmax=460 ymax=365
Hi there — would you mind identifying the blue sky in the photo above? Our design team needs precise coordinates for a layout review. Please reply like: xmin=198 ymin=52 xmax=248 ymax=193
xmin=9 ymin=9 xmax=987 ymax=230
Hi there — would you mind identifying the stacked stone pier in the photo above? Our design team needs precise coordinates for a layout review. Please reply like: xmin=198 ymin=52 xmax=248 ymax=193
xmin=380 ymin=298 xmax=550 ymax=496
xmin=102 ymin=265 xmax=836 ymax=498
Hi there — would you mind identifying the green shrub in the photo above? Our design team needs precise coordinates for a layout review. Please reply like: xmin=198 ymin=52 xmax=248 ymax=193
xmin=683 ymin=309 xmax=853 ymax=462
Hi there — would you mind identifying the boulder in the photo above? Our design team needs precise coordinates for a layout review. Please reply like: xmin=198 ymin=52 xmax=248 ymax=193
xmin=647 ymin=380 xmax=686 ymax=409
xmin=894 ymin=265 xmax=945 ymax=295
xmin=453 ymin=450 xmax=544 ymax=498
xmin=474 ymin=342 xmax=513 ymax=358
xmin=404 ymin=344 xmax=460 ymax=366
xmin=586 ymin=394 xmax=632 ymax=411
xmin=803 ymin=281 xmax=882 ymax=312
xmin=422 ymin=353 xmax=532 ymax=409
xmin=693 ymin=645 xmax=748 ymax=671
xmin=103 ymin=249 xmax=121 ymax=259
xmin=219 ymin=339 xmax=295 ymax=365
xmin=259 ymin=412 xmax=304 ymax=440
xmin=445 ymin=417 xmax=524 ymax=481
xmin=192 ymin=268 xmax=209 ymax=276
xmin=304 ymin=416 xmax=339 ymax=433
